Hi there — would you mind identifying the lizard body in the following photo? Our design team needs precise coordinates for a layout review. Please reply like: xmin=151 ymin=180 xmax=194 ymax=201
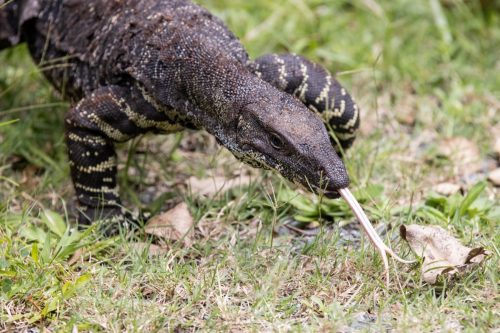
xmin=1 ymin=0 xmax=360 ymax=227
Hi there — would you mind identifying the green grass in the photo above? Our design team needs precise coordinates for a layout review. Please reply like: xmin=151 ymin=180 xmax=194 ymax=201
xmin=1 ymin=0 xmax=499 ymax=331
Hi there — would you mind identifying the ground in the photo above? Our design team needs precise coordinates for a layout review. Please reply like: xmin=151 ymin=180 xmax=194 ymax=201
xmin=0 ymin=0 xmax=499 ymax=332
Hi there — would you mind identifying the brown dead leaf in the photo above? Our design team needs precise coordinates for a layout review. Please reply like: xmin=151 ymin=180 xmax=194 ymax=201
xmin=129 ymin=242 xmax=170 ymax=256
xmin=400 ymin=224 xmax=489 ymax=284
xmin=187 ymin=175 xmax=251 ymax=197
xmin=488 ymin=168 xmax=500 ymax=186
xmin=145 ymin=202 xmax=194 ymax=246
xmin=438 ymin=137 xmax=481 ymax=174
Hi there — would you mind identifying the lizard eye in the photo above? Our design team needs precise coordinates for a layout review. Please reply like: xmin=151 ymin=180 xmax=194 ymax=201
xmin=269 ymin=132 xmax=284 ymax=150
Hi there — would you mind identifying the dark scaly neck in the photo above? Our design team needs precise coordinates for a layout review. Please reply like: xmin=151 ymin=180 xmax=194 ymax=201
xmin=175 ymin=41 xmax=267 ymax=138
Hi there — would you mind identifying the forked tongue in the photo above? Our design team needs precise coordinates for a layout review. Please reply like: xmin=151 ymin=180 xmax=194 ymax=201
xmin=338 ymin=188 xmax=415 ymax=285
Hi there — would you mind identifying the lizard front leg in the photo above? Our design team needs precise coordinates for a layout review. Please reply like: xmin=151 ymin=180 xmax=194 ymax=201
xmin=65 ymin=85 xmax=178 ymax=232
xmin=249 ymin=54 xmax=359 ymax=151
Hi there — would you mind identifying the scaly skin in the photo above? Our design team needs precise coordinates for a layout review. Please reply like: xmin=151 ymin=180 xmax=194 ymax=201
xmin=1 ymin=0 xmax=360 ymax=229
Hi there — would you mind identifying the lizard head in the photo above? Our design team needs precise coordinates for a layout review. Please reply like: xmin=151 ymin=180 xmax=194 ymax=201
xmin=232 ymin=90 xmax=349 ymax=197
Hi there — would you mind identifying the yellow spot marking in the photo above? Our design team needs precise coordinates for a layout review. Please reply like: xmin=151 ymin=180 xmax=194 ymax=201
xmin=340 ymin=103 xmax=359 ymax=130
xmin=335 ymin=131 xmax=357 ymax=140
xmin=294 ymin=63 xmax=309 ymax=101
xmin=136 ymin=84 xmax=185 ymax=133
xmin=315 ymin=75 xmax=332 ymax=106
xmin=75 ymin=183 xmax=119 ymax=196
xmin=68 ymin=133 xmax=107 ymax=146
xmin=88 ymin=113 xmax=129 ymax=142
xmin=76 ymin=156 xmax=116 ymax=174
xmin=274 ymin=55 xmax=288 ymax=90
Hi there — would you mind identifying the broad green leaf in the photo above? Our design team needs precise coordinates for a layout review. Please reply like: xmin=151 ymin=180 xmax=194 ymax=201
xmin=41 ymin=210 xmax=67 ymax=237
xmin=55 ymin=230 xmax=84 ymax=260
xmin=62 ymin=273 xmax=92 ymax=298
xmin=41 ymin=298 xmax=58 ymax=317
xmin=41 ymin=232 xmax=52 ymax=263
xmin=19 ymin=226 xmax=47 ymax=244
xmin=453 ymin=181 xmax=487 ymax=224
xmin=417 ymin=206 xmax=448 ymax=223
xmin=459 ymin=181 xmax=487 ymax=216
xmin=74 ymin=273 xmax=92 ymax=289
xmin=294 ymin=214 xmax=317 ymax=223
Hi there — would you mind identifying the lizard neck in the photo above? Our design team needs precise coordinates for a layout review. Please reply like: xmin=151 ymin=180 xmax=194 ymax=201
xmin=175 ymin=45 xmax=266 ymax=142
xmin=133 ymin=32 xmax=269 ymax=145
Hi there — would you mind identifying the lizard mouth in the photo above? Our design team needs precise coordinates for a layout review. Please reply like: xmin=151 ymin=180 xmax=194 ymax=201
xmin=323 ymin=190 xmax=340 ymax=199
xmin=308 ymin=184 xmax=340 ymax=199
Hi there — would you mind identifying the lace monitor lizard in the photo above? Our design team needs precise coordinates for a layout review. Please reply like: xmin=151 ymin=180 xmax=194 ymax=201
xmin=1 ymin=0 xmax=360 ymax=228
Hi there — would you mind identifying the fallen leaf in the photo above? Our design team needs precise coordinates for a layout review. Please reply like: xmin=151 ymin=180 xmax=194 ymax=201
xmin=400 ymin=224 xmax=489 ymax=284
xmin=432 ymin=182 xmax=462 ymax=196
xmin=129 ymin=242 xmax=170 ymax=256
xmin=488 ymin=168 xmax=500 ymax=186
xmin=187 ymin=175 xmax=251 ymax=197
xmin=438 ymin=137 xmax=481 ymax=174
xmin=145 ymin=202 xmax=194 ymax=246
